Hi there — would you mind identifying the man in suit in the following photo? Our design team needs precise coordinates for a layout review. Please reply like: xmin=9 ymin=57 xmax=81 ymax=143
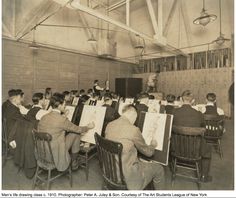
xmin=202 ymin=93 xmax=224 ymax=116
xmin=134 ymin=92 xmax=149 ymax=126
xmin=25 ymin=92 xmax=49 ymax=128
xmin=165 ymin=94 xmax=176 ymax=115
xmin=173 ymin=90 xmax=212 ymax=182
xmin=102 ymin=93 xmax=119 ymax=137
xmin=105 ymin=105 xmax=164 ymax=190
xmin=3 ymin=89 xmax=26 ymax=148
xmin=38 ymin=93 xmax=95 ymax=171
xmin=2 ymin=89 xmax=16 ymax=116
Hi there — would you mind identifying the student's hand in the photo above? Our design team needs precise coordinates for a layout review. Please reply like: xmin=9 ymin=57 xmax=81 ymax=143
xmin=64 ymin=109 xmax=69 ymax=117
xmin=87 ymin=122 xmax=95 ymax=129
xmin=9 ymin=140 xmax=16 ymax=149
xmin=150 ymin=139 xmax=157 ymax=148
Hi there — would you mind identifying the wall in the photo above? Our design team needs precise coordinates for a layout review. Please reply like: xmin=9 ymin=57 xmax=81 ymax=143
xmin=133 ymin=68 xmax=234 ymax=117
xmin=2 ymin=39 xmax=135 ymax=104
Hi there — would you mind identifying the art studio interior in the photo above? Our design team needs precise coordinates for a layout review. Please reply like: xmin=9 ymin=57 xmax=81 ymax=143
xmin=1 ymin=0 xmax=234 ymax=191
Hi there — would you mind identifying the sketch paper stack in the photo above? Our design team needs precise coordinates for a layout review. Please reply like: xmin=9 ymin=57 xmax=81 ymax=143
xmin=79 ymin=105 xmax=106 ymax=144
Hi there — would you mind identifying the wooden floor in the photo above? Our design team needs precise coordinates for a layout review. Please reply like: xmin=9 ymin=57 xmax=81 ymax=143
xmin=2 ymin=119 xmax=234 ymax=190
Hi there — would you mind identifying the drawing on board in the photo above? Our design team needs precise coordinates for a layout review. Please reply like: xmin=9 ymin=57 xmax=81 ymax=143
xmin=79 ymin=105 xmax=106 ymax=144
xmin=142 ymin=113 xmax=168 ymax=151
xmin=65 ymin=106 xmax=76 ymax=121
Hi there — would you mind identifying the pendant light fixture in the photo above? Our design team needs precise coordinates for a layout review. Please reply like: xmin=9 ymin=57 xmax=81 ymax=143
xmin=193 ymin=0 xmax=217 ymax=26
xmin=29 ymin=28 xmax=39 ymax=50
xmin=212 ymin=0 xmax=230 ymax=45
xmin=87 ymin=35 xmax=97 ymax=44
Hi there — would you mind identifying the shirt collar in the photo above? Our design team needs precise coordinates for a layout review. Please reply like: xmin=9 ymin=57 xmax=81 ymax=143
xmin=206 ymin=102 xmax=214 ymax=106
xmin=52 ymin=109 xmax=61 ymax=114
xmin=33 ymin=104 xmax=43 ymax=108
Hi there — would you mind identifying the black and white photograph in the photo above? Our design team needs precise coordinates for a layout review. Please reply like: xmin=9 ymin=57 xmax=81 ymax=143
xmin=1 ymin=0 xmax=235 ymax=197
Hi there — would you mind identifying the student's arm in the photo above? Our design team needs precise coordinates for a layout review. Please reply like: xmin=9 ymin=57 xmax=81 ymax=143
xmin=133 ymin=128 xmax=156 ymax=157
xmin=62 ymin=118 xmax=93 ymax=134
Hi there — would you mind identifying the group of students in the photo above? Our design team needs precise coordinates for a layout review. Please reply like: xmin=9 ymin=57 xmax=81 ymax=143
xmin=2 ymin=85 xmax=224 ymax=189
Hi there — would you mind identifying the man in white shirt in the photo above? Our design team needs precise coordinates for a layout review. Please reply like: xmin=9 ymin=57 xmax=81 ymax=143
xmin=25 ymin=93 xmax=50 ymax=122
xmin=93 ymin=80 xmax=104 ymax=96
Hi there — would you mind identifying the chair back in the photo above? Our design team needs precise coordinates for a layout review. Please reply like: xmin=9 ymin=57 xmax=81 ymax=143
xmin=32 ymin=130 xmax=55 ymax=170
xmin=94 ymin=133 xmax=127 ymax=190
xmin=204 ymin=114 xmax=224 ymax=139
xmin=171 ymin=126 xmax=205 ymax=161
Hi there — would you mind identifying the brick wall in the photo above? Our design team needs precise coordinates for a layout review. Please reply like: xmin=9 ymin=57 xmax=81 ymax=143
xmin=2 ymin=39 xmax=136 ymax=104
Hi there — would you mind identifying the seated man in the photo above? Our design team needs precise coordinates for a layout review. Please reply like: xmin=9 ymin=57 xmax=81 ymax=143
xmin=87 ymin=89 xmax=93 ymax=98
xmin=25 ymin=93 xmax=49 ymax=126
xmin=102 ymin=93 xmax=119 ymax=137
xmin=78 ymin=89 xmax=86 ymax=97
xmin=165 ymin=94 xmax=176 ymax=115
xmin=203 ymin=93 xmax=224 ymax=116
xmin=173 ymin=90 xmax=212 ymax=182
xmin=38 ymin=93 xmax=94 ymax=171
xmin=134 ymin=92 xmax=149 ymax=126
xmin=105 ymin=105 xmax=164 ymax=190
xmin=63 ymin=91 xmax=72 ymax=106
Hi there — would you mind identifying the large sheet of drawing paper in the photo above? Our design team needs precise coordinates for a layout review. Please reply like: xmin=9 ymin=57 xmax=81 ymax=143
xmin=138 ymin=112 xmax=173 ymax=165
xmin=142 ymin=113 xmax=166 ymax=151
xmin=72 ymin=97 xmax=79 ymax=106
xmin=65 ymin=106 xmax=76 ymax=121
xmin=79 ymin=105 xmax=106 ymax=144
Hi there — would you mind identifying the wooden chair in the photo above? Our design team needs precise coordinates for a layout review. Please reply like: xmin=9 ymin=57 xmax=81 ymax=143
xmin=170 ymin=126 xmax=206 ymax=190
xmin=2 ymin=118 xmax=13 ymax=166
xmin=32 ymin=131 xmax=72 ymax=190
xmin=94 ymin=132 xmax=127 ymax=190
xmin=78 ymin=142 xmax=97 ymax=181
xmin=204 ymin=114 xmax=224 ymax=158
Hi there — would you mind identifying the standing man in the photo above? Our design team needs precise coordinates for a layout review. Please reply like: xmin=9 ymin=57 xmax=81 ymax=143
xmin=105 ymin=105 xmax=164 ymax=190
xmin=93 ymin=80 xmax=104 ymax=96
xmin=147 ymin=71 xmax=160 ymax=92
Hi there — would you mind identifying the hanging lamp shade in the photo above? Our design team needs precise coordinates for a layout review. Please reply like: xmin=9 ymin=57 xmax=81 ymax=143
xmin=193 ymin=0 xmax=217 ymax=26
xmin=87 ymin=37 xmax=97 ymax=44
xmin=29 ymin=28 xmax=39 ymax=50
xmin=212 ymin=0 xmax=230 ymax=45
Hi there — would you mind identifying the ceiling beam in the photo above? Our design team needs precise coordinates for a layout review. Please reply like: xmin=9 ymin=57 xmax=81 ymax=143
xmin=163 ymin=0 xmax=178 ymax=37
xmin=69 ymin=2 xmax=164 ymax=46
xmin=2 ymin=22 xmax=13 ymax=38
xmin=146 ymin=0 xmax=159 ymax=36
xmin=180 ymin=0 xmax=192 ymax=49
xmin=16 ymin=0 xmax=73 ymax=41
xmin=15 ymin=0 xmax=55 ymax=39
xmin=126 ymin=0 xmax=130 ymax=26
xmin=68 ymin=1 xmax=187 ymax=56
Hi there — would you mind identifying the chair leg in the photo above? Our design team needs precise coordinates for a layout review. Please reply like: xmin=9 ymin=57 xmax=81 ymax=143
xmin=32 ymin=166 xmax=39 ymax=190
xmin=196 ymin=162 xmax=201 ymax=190
xmin=69 ymin=165 xmax=72 ymax=187
xmin=46 ymin=169 xmax=51 ymax=190
xmin=171 ymin=158 xmax=177 ymax=187
xmin=85 ymin=152 xmax=89 ymax=181
xmin=218 ymin=139 xmax=223 ymax=159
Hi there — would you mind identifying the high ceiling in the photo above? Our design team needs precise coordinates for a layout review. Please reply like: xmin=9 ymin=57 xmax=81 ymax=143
xmin=2 ymin=0 xmax=234 ymax=63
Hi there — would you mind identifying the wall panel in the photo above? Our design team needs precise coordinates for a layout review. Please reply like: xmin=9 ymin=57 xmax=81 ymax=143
xmin=2 ymin=39 xmax=136 ymax=104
